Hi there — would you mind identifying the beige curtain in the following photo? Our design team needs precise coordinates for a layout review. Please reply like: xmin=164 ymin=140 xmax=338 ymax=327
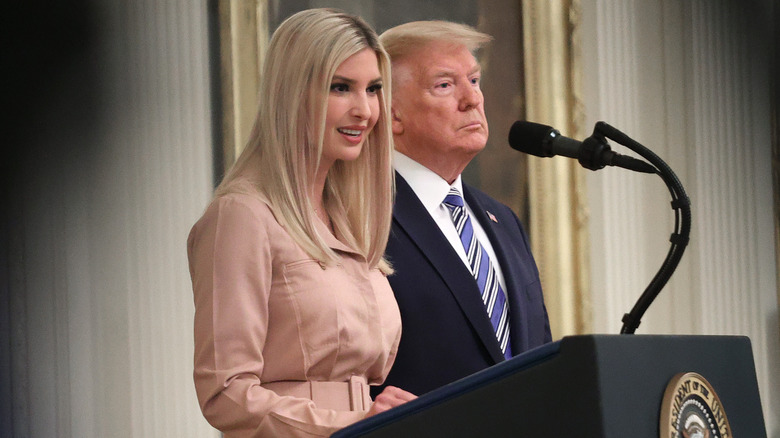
xmin=522 ymin=0 xmax=591 ymax=338
xmin=218 ymin=0 xmax=269 ymax=170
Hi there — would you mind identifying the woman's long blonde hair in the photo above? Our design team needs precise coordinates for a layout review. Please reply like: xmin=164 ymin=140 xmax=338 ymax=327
xmin=216 ymin=8 xmax=394 ymax=271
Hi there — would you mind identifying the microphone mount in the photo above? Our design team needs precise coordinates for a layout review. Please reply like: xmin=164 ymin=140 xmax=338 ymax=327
xmin=573 ymin=127 xmax=657 ymax=173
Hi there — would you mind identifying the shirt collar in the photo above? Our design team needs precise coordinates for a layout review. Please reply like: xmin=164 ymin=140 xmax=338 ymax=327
xmin=394 ymin=151 xmax=464 ymax=211
xmin=311 ymin=213 xmax=362 ymax=257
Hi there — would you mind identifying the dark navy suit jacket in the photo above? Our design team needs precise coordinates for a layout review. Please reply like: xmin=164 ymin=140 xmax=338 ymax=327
xmin=375 ymin=174 xmax=552 ymax=397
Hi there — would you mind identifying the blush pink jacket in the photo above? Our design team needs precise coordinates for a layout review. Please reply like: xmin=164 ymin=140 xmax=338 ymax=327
xmin=187 ymin=187 xmax=402 ymax=437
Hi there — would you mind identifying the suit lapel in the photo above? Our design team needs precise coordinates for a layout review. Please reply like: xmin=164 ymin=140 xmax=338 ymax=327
xmin=393 ymin=175 xmax=505 ymax=363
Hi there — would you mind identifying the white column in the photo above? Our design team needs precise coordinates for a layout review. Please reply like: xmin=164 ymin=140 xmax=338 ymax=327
xmin=6 ymin=1 xmax=219 ymax=436
xmin=581 ymin=0 xmax=778 ymax=432
xmin=95 ymin=1 xmax=218 ymax=435
xmin=685 ymin=1 xmax=778 ymax=429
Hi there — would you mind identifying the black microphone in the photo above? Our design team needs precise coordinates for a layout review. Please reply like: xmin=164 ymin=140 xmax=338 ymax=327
xmin=508 ymin=121 xmax=656 ymax=173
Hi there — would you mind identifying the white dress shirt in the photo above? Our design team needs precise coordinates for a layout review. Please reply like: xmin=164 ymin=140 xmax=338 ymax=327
xmin=393 ymin=151 xmax=508 ymax=292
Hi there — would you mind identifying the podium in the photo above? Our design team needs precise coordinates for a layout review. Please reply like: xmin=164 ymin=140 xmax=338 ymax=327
xmin=333 ymin=335 xmax=767 ymax=437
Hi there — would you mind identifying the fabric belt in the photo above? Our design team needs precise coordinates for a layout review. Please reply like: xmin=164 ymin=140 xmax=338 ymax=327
xmin=261 ymin=376 xmax=371 ymax=412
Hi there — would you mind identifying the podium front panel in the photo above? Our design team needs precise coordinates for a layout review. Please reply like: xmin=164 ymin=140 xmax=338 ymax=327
xmin=333 ymin=335 xmax=766 ymax=437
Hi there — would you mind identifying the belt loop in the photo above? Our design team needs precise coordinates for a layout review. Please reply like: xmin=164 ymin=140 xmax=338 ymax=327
xmin=306 ymin=380 xmax=315 ymax=401
xmin=348 ymin=375 xmax=370 ymax=411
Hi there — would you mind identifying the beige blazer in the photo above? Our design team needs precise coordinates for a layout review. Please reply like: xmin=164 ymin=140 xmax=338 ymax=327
xmin=187 ymin=188 xmax=401 ymax=437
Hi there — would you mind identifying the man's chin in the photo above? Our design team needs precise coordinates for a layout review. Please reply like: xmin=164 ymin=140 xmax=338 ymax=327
xmin=455 ymin=139 xmax=488 ymax=155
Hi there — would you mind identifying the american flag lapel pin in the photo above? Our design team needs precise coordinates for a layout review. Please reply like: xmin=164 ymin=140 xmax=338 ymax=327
xmin=486 ymin=210 xmax=498 ymax=223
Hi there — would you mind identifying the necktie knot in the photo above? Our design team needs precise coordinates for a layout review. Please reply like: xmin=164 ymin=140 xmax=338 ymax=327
xmin=443 ymin=187 xmax=465 ymax=209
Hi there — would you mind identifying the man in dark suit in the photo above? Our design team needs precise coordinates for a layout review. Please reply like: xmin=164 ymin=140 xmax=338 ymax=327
xmin=374 ymin=21 xmax=552 ymax=397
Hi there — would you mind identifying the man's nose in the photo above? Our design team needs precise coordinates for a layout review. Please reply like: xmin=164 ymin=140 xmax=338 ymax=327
xmin=458 ymin=83 xmax=482 ymax=111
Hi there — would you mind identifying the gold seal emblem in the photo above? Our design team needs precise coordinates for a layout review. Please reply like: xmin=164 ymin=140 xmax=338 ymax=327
xmin=660 ymin=372 xmax=732 ymax=438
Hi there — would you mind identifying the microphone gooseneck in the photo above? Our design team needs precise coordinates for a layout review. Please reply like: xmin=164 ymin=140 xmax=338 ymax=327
xmin=508 ymin=120 xmax=691 ymax=334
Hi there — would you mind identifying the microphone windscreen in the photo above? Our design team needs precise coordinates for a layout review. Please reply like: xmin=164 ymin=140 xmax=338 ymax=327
xmin=508 ymin=121 xmax=556 ymax=157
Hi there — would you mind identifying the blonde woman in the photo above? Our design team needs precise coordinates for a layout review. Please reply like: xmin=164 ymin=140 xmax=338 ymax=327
xmin=187 ymin=9 xmax=415 ymax=437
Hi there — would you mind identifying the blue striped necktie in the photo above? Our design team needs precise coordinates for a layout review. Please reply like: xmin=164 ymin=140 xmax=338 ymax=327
xmin=443 ymin=188 xmax=512 ymax=360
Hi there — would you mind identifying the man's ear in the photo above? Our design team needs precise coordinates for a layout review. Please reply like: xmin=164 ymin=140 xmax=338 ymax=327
xmin=391 ymin=107 xmax=404 ymax=135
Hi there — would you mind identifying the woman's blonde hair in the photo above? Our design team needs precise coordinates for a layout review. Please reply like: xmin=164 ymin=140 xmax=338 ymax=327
xmin=216 ymin=8 xmax=394 ymax=271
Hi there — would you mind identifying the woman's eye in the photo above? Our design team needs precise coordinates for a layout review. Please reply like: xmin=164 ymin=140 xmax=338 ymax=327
xmin=367 ymin=84 xmax=382 ymax=94
xmin=330 ymin=83 xmax=349 ymax=93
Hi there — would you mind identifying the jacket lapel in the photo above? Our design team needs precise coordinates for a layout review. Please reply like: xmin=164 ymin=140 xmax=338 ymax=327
xmin=392 ymin=175 xmax=505 ymax=363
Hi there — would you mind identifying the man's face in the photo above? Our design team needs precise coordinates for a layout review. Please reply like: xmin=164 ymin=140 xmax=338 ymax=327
xmin=391 ymin=41 xmax=488 ymax=183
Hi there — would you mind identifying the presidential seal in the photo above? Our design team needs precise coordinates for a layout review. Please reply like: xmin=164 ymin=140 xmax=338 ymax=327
xmin=660 ymin=372 xmax=732 ymax=438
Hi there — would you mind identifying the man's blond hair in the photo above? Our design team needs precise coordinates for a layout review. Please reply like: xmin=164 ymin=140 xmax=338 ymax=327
xmin=380 ymin=20 xmax=492 ymax=63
